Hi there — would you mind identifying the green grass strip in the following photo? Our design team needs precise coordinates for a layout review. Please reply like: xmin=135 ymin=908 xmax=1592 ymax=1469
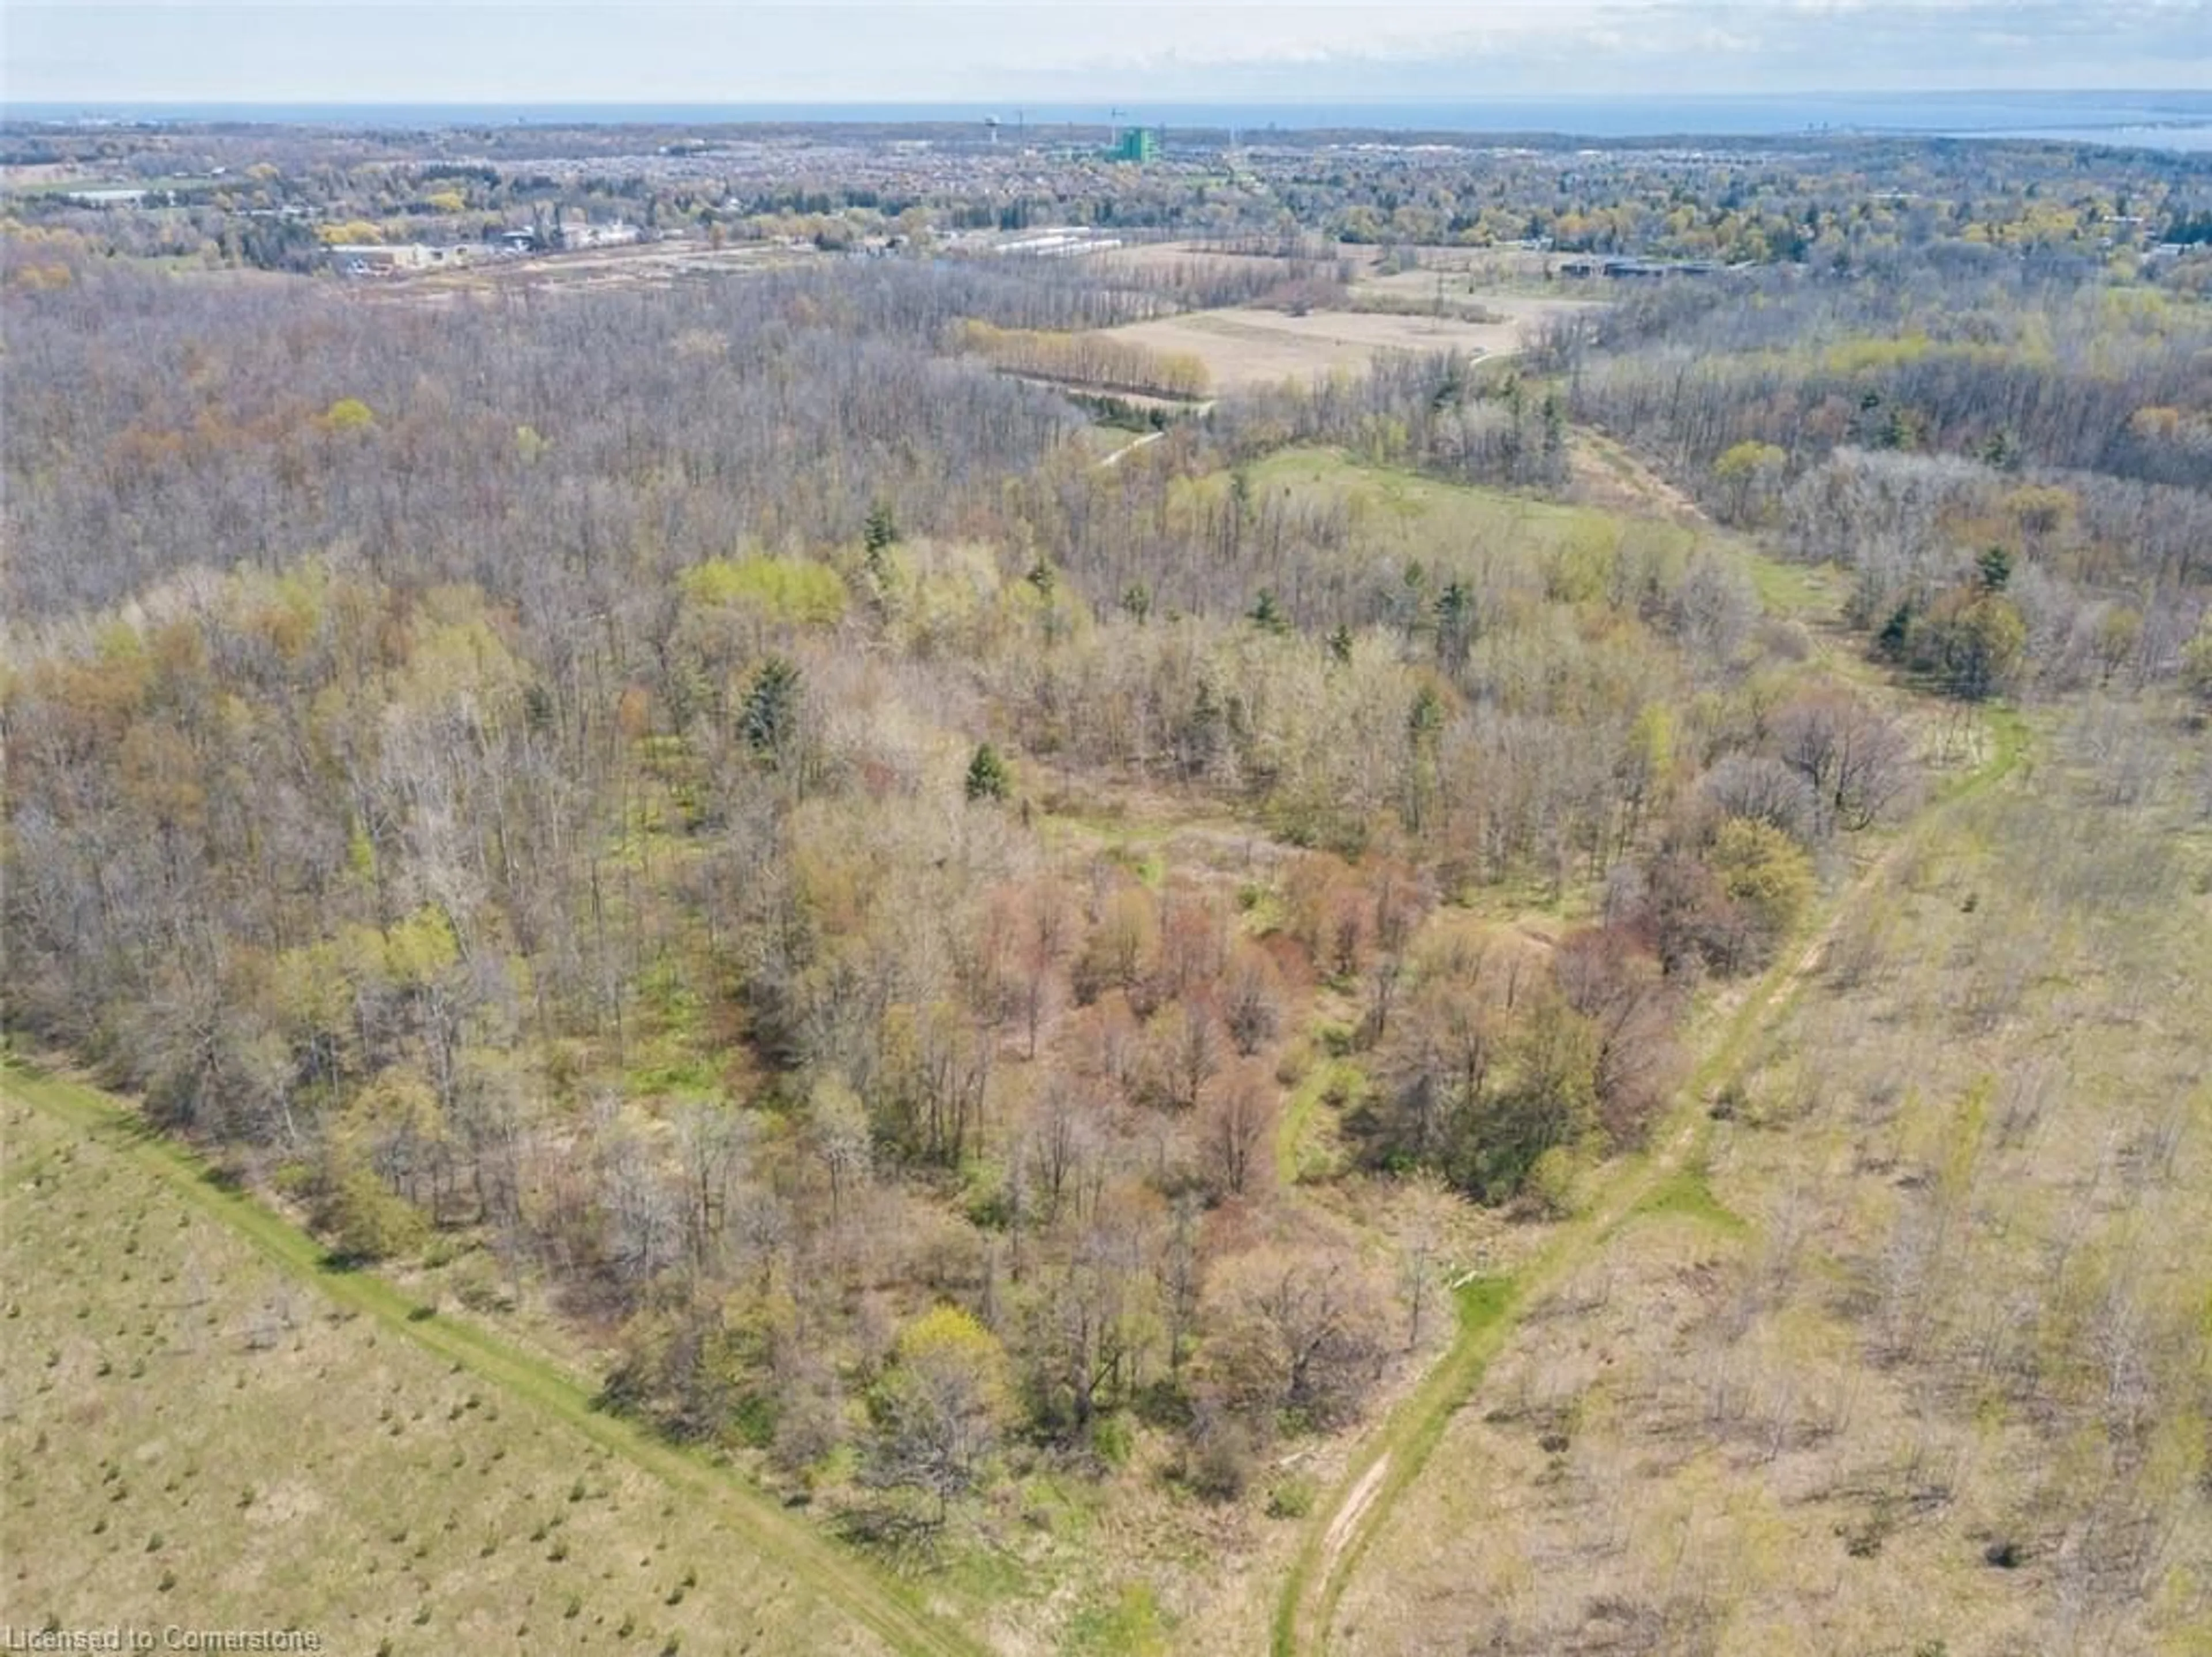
xmin=1274 ymin=703 xmax=2028 ymax=1656
xmin=3 ymin=1060 xmax=991 ymax=1657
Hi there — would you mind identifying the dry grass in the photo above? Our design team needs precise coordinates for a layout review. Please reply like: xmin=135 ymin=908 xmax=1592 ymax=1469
xmin=0 ymin=1074 xmax=919 ymax=1657
xmin=1346 ymin=247 xmax=1563 ymax=287
xmin=1099 ymin=297 xmax=1590 ymax=392
xmin=1328 ymin=709 xmax=2212 ymax=1656
xmin=1094 ymin=240 xmax=1305 ymax=281
xmin=355 ymin=239 xmax=827 ymax=308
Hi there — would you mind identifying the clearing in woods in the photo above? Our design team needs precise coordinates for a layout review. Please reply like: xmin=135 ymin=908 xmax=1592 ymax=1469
xmin=0 ymin=1061 xmax=988 ymax=1657
xmin=1100 ymin=294 xmax=1595 ymax=391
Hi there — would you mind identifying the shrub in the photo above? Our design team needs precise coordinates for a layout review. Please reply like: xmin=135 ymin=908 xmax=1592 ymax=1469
xmin=1185 ymin=1417 xmax=1256 ymax=1503
xmin=1087 ymin=1412 xmax=1134 ymax=1470
xmin=679 ymin=555 xmax=846 ymax=627
xmin=1707 ymin=816 xmax=1815 ymax=966
xmin=317 ymin=1169 xmax=429 ymax=1265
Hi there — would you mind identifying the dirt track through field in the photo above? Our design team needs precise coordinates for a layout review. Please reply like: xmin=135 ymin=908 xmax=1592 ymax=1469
xmin=1321 ymin=1457 xmax=1389 ymax=1565
xmin=1273 ymin=708 xmax=2028 ymax=1656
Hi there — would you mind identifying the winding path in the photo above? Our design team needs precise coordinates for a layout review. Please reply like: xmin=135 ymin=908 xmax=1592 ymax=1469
xmin=1272 ymin=709 xmax=2027 ymax=1656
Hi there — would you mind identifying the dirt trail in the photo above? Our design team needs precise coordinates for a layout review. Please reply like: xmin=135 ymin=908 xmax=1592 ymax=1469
xmin=1099 ymin=428 xmax=1166 ymax=468
xmin=1568 ymin=429 xmax=1709 ymax=527
xmin=1321 ymin=1457 xmax=1390 ymax=1567
xmin=1274 ymin=710 xmax=2027 ymax=1657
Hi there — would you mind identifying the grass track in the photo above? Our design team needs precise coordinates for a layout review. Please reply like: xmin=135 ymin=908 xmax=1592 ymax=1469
xmin=2 ymin=1060 xmax=993 ymax=1657
xmin=1272 ymin=704 xmax=2028 ymax=1656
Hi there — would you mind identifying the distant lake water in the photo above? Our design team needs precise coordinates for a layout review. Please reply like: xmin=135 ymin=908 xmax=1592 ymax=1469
xmin=12 ymin=92 xmax=2212 ymax=153
xmin=1979 ymin=124 xmax=2212 ymax=152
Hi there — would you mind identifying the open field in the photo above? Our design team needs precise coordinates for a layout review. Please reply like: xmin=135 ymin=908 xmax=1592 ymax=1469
xmin=1349 ymin=261 xmax=1592 ymax=307
xmin=0 ymin=1063 xmax=984 ymax=1657
xmin=1098 ymin=241 xmax=1562 ymax=286
xmin=1314 ymin=702 xmax=2212 ymax=1655
xmin=1346 ymin=246 xmax=1558 ymax=282
xmin=1099 ymin=296 xmax=1591 ymax=391
xmin=1096 ymin=240 xmax=1305 ymax=281
xmin=1247 ymin=443 xmax=1704 ymax=570
xmin=349 ymin=238 xmax=826 ymax=305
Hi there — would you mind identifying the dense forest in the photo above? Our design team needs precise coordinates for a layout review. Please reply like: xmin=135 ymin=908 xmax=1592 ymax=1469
xmin=1 ymin=247 xmax=1743 ymax=1478
xmin=5 ymin=122 xmax=2210 ymax=1654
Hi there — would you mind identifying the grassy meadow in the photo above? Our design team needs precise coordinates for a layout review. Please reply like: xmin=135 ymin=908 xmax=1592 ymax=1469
xmin=0 ymin=1065 xmax=966 ymax=1657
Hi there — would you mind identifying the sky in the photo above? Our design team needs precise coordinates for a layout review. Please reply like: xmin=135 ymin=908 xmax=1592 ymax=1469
xmin=5 ymin=1 xmax=2209 ymax=107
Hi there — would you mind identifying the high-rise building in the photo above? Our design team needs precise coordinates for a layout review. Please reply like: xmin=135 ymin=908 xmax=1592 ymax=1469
xmin=1111 ymin=127 xmax=1158 ymax=164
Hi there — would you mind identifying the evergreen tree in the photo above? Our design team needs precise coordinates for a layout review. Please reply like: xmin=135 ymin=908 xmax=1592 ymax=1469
xmin=964 ymin=742 xmax=1010 ymax=803
xmin=863 ymin=501 xmax=899 ymax=557
xmin=740 ymin=656 xmax=802 ymax=762
xmin=1434 ymin=580 xmax=1475 ymax=668
xmin=1877 ymin=601 xmax=1915 ymax=661
xmin=1248 ymin=589 xmax=1290 ymax=636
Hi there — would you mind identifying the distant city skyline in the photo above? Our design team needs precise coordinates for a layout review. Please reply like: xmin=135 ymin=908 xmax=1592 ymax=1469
xmin=7 ymin=2 xmax=2209 ymax=108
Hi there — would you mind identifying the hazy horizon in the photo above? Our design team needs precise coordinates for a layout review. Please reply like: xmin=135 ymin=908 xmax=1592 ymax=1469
xmin=10 ymin=91 xmax=2212 ymax=152
xmin=8 ymin=2 xmax=2210 ymax=108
